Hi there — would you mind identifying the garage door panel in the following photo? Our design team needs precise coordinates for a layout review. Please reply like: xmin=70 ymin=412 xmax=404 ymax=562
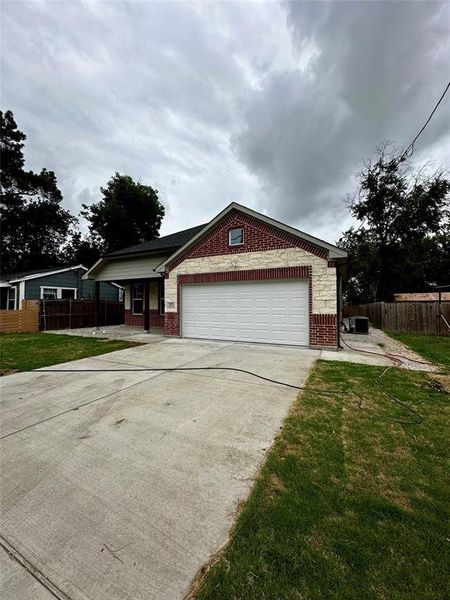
xmin=181 ymin=280 xmax=309 ymax=346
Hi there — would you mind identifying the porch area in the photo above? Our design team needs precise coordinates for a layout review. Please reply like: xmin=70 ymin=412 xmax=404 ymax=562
xmin=87 ymin=277 xmax=165 ymax=333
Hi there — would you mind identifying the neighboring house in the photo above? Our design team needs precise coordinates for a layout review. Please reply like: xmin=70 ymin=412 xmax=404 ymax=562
xmin=0 ymin=265 xmax=123 ymax=310
xmin=84 ymin=203 xmax=347 ymax=348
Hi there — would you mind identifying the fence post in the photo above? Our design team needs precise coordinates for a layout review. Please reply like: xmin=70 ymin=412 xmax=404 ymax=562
xmin=43 ymin=298 xmax=47 ymax=331
xmin=437 ymin=292 xmax=441 ymax=336
xmin=95 ymin=282 xmax=100 ymax=328
xmin=69 ymin=298 xmax=72 ymax=329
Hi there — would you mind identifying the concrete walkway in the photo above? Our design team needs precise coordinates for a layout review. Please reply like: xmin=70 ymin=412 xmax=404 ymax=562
xmin=1 ymin=339 xmax=316 ymax=600
xmin=46 ymin=324 xmax=166 ymax=345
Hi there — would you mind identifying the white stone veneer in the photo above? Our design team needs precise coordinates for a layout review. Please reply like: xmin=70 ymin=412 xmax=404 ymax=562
xmin=165 ymin=248 xmax=337 ymax=314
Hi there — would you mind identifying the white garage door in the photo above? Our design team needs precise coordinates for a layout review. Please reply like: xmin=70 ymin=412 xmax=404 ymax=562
xmin=181 ymin=279 xmax=309 ymax=346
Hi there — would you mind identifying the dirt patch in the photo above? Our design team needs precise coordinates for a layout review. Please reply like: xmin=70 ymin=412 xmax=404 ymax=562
xmin=0 ymin=368 xmax=19 ymax=377
xmin=341 ymin=324 xmax=435 ymax=372
xmin=376 ymin=471 xmax=412 ymax=511
xmin=430 ymin=373 xmax=450 ymax=393
xmin=305 ymin=534 xmax=327 ymax=550
xmin=266 ymin=474 xmax=286 ymax=500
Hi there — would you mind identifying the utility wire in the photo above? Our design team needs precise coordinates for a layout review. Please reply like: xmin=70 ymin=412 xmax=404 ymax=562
xmin=340 ymin=336 xmax=433 ymax=366
xmin=399 ymin=81 xmax=450 ymax=162
xmin=0 ymin=365 xmax=425 ymax=441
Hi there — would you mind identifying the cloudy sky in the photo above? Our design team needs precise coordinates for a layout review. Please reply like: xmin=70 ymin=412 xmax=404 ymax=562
xmin=2 ymin=0 xmax=449 ymax=243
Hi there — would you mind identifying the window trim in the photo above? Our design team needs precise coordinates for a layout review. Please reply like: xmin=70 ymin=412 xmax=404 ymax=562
xmin=158 ymin=280 xmax=165 ymax=316
xmin=132 ymin=283 xmax=144 ymax=315
xmin=40 ymin=286 xmax=78 ymax=300
xmin=228 ymin=227 xmax=244 ymax=247
xmin=41 ymin=287 xmax=58 ymax=300
xmin=7 ymin=286 xmax=17 ymax=310
xmin=60 ymin=287 xmax=77 ymax=300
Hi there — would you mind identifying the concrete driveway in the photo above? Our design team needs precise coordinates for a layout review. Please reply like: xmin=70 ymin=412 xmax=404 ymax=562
xmin=0 ymin=338 xmax=317 ymax=600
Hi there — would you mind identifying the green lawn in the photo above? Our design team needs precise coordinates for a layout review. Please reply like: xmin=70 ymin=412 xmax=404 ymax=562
xmin=387 ymin=331 xmax=450 ymax=370
xmin=194 ymin=361 xmax=450 ymax=600
xmin=0 ymin=332 xmax=139 ymax=374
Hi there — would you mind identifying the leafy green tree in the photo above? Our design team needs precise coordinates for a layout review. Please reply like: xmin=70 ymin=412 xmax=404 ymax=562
xmin=339 ymin=146 xmax=450 ymax=303
xmin=62 ymin=229 xmax=102 ymax=268
xmin=81 ymin=173 xmax=165 ymax=254
xmin=0 ymin=110 xmax=74 ymax=273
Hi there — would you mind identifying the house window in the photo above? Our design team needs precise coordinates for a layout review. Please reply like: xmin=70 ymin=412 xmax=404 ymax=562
xmin=132 ymin=283 xmax=144 ymax=315
xmin=7 ymin=287 xmax=16 ymax=310
xmin=42 ymin=287 xmax=58 ymax=300
xmin=40 ymin=287 xmax=77 ymax=300
xmin=229 ymin=227 xmax=244 ymax=246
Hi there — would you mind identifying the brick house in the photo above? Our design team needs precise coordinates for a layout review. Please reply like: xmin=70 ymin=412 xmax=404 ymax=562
xmin=84 ymin=203 xmax=347 ymax=348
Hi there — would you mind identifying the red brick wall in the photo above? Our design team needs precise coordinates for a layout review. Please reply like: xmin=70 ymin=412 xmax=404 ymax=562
xmin=310 ymin=314 xmax=338 ymax=347
xmin=177 ymin=265 xmax=311 ymax=285
xmin=169 ymin=209 xmax=327 ymax=270
xmin=125 ymin=310 xmax=164 ymax=328
xmin=164 ymin=312 xmax=179 ymax=336
xmin=150 ymin=311 xmax=164 ymax=327
xmin=125 ymin=310 xmax=143 ymax=327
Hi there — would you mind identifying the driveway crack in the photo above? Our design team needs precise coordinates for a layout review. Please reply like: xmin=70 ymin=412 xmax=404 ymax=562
xmin=0 ymin=534 xmax=75 ymax=600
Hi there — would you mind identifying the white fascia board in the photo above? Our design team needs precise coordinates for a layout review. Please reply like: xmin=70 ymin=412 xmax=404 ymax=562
xmin=154 ymin=202 xmax=347 ymax=271
xmin=19 ymin=281 xmax=25 ymax=305
xmin=82 ymin=258 xmax=104 ymax=280
xmin=9 ymin=264 xmax=88 ymax=283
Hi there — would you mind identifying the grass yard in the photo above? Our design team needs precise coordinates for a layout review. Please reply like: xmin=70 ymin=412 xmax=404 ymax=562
xmin=0 ymin=332 xmax=139 ymax=374
xmin=387 ymin=331 xmax=450 ymax=370
xmin=194 ymin=361 xmax=450 ymax=600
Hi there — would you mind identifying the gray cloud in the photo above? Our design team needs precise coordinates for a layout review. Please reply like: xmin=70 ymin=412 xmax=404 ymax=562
xmin=234 ymin=1 xmax=450 ymax=238
xmin=2 ymin=1 xmax=449 ymax=244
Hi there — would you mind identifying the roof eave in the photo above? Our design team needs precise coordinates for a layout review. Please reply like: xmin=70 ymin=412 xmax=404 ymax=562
xmin=103 ymin=245 xmax=180 ymax=260
xmin=9 ymin=264 xmax=88 ymax=283
xmin=83 ymin=258 xmax=105 ymax=280
xmin=83 ymin=249 xmax=176 ymax=280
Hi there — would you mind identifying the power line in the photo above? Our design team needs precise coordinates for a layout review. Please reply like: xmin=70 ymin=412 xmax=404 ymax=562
xmin=351 ymin=81 xmax=449 ymax=233
xmin=399 ymin=81 xmax=450 ymax=162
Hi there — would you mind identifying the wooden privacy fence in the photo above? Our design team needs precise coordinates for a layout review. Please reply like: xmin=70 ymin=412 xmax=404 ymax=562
xmin=0 ymin=300 xmax=40 ymax=333
xmin=40 ymin=299 xmax=124 ymax=331
xmin=344 ymin=301 xmax=450 ymax=336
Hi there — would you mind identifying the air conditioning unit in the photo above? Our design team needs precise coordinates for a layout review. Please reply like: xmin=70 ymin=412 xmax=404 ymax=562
xmin=349 ymin=316 xmax=369 ymax=334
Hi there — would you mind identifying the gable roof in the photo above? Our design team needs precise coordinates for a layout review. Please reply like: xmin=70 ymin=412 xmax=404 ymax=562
xmin=84 ymin=202 xmax=347 ymax=281
xmin=1 ymin=265 xmax=88 ymax=284
xmin=155 ymin=202 xmax=347 ymax=271
xmin=104 ymin=224 xmax=208 ymax=258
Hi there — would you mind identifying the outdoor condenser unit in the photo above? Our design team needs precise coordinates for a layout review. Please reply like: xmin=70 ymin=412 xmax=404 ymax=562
xmin=349 ymin=316 xmax=369 ymax=334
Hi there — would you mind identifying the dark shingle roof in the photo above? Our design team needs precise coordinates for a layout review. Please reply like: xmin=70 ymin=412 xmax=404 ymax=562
xmin=104 ymin=223 xmax=208 ymax=258
xmin=0 ymin=265 xmax=86 ymax=282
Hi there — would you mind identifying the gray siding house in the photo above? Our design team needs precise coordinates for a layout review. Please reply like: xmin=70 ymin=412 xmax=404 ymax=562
xmin=0 ymin=265 xmax=122 ymax=310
